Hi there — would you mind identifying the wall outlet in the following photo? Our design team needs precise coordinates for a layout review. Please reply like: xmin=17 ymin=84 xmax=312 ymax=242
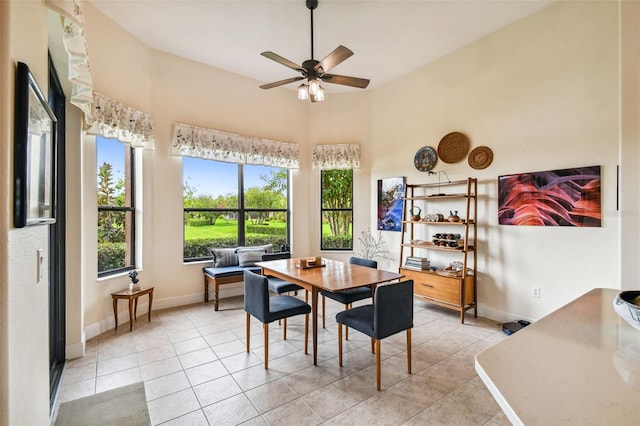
xmin=531 ymin=287 xmax=541 ymax=298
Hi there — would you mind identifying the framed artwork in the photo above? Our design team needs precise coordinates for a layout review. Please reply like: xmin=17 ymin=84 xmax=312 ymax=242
xmin=14 ymin=62 xmax=57 ymax=228
xmin=377 ymin=176 xmax=405 ymax=231
xmin=498 ymin=165 xmax=601 ymax=227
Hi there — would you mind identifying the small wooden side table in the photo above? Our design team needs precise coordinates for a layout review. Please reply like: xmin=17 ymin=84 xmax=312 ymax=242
xmin=111 ymin=286 xmax=154 ymax=332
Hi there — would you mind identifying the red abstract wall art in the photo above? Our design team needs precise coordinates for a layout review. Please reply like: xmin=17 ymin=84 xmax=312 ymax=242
xmin=498 ymin=166 xmax=601 ymax=227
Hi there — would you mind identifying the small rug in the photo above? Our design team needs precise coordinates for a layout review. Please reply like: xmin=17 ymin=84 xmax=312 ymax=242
xmin=55 ymin=382 xmax=150 ymax=426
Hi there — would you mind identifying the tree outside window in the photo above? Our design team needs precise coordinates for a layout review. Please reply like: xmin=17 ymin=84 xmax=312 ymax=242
xmin=321 ymin=169 xmax=353 ymax=250
xmin=97 ymin=136 xmax=135 ymax=275
xmin=183 ymin=158 xmax=289 ymax=260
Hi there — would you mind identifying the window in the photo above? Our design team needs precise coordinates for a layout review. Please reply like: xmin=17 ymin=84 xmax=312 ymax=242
xmin=97 ymin=136 xmax=136 ymax=276
xmin=321 ymin=169 xmax=353 ymax=250
xmin=183 ymin=158 xmax=290 ymax=261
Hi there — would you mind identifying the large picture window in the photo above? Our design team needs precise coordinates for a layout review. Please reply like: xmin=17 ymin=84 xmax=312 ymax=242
xmin=183 ymin=158 xmax=289 ymax=261
xmin=321 ymin=169 xmax=353 ymax=250
xmin=97 ymin=136 xmax=135 ymax=276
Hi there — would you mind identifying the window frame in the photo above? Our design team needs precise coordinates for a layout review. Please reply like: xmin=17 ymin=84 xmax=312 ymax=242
xmin=97 ymin=139 xmax=136 ymax=277
xmin=320 ymin=169 xmax=354 ymax=251
xmin=182 ymin=161 xmax=291 ymax=262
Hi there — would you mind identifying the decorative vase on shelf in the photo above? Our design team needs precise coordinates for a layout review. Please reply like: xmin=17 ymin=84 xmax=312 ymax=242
xmin=448 ymin=210 xmax=460 ymax=222
xmin=411 ymin=206 xmax=422 ymax=221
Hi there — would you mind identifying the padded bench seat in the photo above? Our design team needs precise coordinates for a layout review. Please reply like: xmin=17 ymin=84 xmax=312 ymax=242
xmin=203 ymin=265 xmax=261 ymax=311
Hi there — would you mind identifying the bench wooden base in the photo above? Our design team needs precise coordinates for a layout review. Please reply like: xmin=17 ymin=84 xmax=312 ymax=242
xmin=203 ymin=273 xmax=244 ymax=311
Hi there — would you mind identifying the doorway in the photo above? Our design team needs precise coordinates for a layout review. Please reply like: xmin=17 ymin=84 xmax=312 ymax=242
xmin=48 ymin=53 xmax=66 ymax=411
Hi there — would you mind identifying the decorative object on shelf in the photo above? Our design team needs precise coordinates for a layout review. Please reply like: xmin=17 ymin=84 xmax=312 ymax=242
xmin=410 ymin=206 xmax=422 ymax=221
xmin=14 ymin=62 xmax=57 ymax=228
xmin=357 ymin=227 xmax=393 ymax=262
xmin=427 ymin=170 xmax=451 ymax=196
xmin=448 ymin=210 xmax=460 ymax=222
xmin=377 ymin=176 xmax=405 ymax=231
xmin=423 ymin=213 xmax=444 ymax=222
xmin=437 ymin=132 xmax=470 ymax=164
xmin=468 ymin=146 xmax=494 ymax=170
xmin=414 ymin=146 xmax=437 ymax=172
xmin=499 ymin=165 xmax=601 ymax=227
xmin=613 ymin=291 xmax=640 ymax=331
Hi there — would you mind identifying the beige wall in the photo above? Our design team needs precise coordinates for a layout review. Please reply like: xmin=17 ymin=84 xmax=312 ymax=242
xmin=3 ymin=2 xmax=52 ymax=424
xmin=372 ymin=0 xmax=621 ymax=320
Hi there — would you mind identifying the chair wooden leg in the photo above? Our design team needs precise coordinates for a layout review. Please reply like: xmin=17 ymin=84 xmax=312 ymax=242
xmin=246 ymin=313 xmax=250 ymax=353
xmin=375 ymin=339 xmax=381 ymax=391
xmin=345 ymin=303 xmax=351 ymax=340
xmin=338 ymin=323 xmax=343 ymax=367
xmin=263 ymin=323 xmax=269 ymax=369
xmin=407 ymin=328 xmax=412 ymax=374
xmin=283 ymin=318 xmax=287 ymax=340
xmin=322 ymin=295 xmax=326 ymax=328
xmin=371 ymin=338 xmax=375 ymax=354
xmin=304 ymin=314 xmax=309 ymax=354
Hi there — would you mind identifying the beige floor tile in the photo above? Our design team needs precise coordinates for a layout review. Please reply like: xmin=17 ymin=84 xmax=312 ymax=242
xmin=202 ymin=393 xmax=260 ymax=425
xmin=178 ymin=347 xmax=217 ymax=369
xmin=140 ymin=356 xmax=184 ymax=381
xmin=56 ymin=299 xmax=508 ymax=426
xmin=145 ymin=371 xmax=191 ymax=401
xmin=404 ymin=395 xmax=490 ymax=426
xmin=244 ymin=378 xmax=299 ymax=413
xmin=220 ymin=351 xmax=264 ymax=374
xmin=172 ymin=336 xmax=209 ymax=355
xmin=185 ymin=359 xmax=229 ymax=386
xmin=137 ymin=344 xmax=177 ymax=366
xmin=97 ymin=352 xmax=139 ymax=376
xmin=302 ymin=384 xmax=360 ymax=420
xmin=159 ymin=408 xmax=208 ymax=426
xmin=95 ymin=367 xmax=142 ymax=393
xmin=262 ymin=397 xmax=323 ymax=426
xmin=147 ymin=388 xmax=200 ymax=425
xmin=193 ymin=374 xmax=242 ymax=407
xmin=167 ymin=327 xmax=201 ymax=344
xmin=232 ymin=363 xmax=283 ymax=391
xmin=449 ymin=376 xmax=501 ymax=417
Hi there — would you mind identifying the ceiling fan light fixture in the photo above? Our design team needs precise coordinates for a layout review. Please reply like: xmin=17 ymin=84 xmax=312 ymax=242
xmin=308 ymin=79 xmax=320 ymax=96
xmin=297 ymin=83 xmax=309 ymax=100
xmin=310 ymin=85 xmax=325 ymax=102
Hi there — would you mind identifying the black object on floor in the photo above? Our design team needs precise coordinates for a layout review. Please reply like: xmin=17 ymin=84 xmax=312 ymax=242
xmin=502 ymin=320 xmax=531 ymax=335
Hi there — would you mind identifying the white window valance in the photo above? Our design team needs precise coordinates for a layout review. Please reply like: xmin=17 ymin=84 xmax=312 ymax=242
xmin=45 ymin=0 xmax=94 ymax=118
xmin=85 ymin=92 xmax=155 ymax=149
xmin=171 ymin=123 xmax=299 ymax=169
xmin=312 ymin=143 xmax=360 ymax=170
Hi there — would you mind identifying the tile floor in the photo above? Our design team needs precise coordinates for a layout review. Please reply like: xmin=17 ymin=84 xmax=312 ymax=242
xmin=54 ymin=294 xmax=510 ymax=425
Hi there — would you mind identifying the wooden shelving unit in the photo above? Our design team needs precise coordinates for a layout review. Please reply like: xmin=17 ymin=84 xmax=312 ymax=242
xmin=399 ymin=178 xmax=478 ymax=323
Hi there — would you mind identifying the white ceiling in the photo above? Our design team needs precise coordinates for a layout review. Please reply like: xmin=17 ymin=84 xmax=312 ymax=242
xmin=88 ymin=0 xmax=553 ymax=94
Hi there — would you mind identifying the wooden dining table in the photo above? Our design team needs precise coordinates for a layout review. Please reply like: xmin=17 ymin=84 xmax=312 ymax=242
xmin=255 ymin=257 xmax=404 ymax=365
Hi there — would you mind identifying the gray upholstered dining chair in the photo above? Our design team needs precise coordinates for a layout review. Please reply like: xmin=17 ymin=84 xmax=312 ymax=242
xmin=262 ymin=252 xmax=304 ymax=296
xmin=321 ymin=257 xmax=376 ymax=339
xmin=335 ymin=279 xmax=414 ymax=390
xmin=243 ymin=270 xmax=311 ymax=369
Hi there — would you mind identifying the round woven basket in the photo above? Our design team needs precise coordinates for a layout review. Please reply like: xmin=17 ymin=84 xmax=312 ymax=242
xmin=437 ymin=132 xmax=470 ymax=163
xmin=468 ymin=146 xmax=494 ymax=169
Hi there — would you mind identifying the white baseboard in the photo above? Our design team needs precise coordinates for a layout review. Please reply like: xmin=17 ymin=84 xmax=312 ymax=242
xmin=477 ymin=304 xmax=534 ymax=324
xmin=65 ymin=339 xmax=85 ymax=360
xmin=84 ymin=283 xmax=246 ymax=341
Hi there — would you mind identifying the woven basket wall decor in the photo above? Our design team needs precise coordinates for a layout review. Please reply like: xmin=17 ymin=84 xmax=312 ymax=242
xmin=437 ymin=132 xmax=470 ymax=163
xmin=468 ymin=146 xmax=494 ymax=169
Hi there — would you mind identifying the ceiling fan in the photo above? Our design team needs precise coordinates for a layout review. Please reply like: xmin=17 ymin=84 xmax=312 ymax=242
xmin=259 ymin=0 xmax=370 ymax=102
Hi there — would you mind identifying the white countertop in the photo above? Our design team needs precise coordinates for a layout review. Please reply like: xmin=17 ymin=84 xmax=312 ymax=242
xmin=475 ymin=288 xmax=640 ymax=425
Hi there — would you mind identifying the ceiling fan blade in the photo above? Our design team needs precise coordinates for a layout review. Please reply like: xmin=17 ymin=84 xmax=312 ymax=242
xmin=320 ymin=74 xmax=370 ymax=89
xmin=314 ymin=46 xmax=353 ymax=73
xmin=259 ymin=76 xmax=304 ymax=90
xmin=261 ymin=51 xmax=305 ymax=73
